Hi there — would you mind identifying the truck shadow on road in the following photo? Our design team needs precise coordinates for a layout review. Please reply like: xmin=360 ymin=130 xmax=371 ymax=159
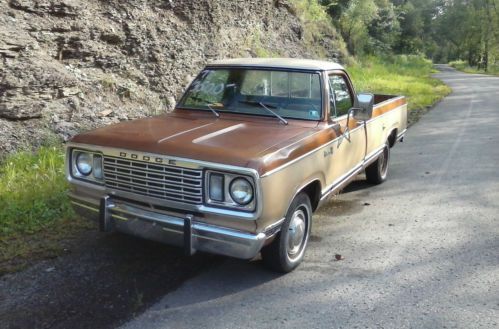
xmin=0 ymin=230 xmax=223 ymax=329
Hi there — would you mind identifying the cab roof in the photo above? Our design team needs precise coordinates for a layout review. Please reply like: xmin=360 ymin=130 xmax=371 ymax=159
xmin=208 ymin=58 xmax=345 ymax=71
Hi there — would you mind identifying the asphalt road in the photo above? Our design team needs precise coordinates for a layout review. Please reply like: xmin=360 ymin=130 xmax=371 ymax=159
xmin=122 ymin=66 xmax=499 ymax=329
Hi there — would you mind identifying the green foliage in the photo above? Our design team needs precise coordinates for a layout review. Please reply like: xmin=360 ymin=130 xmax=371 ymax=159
xmin=0 ymin=146 xmax=94 ymax=274
xmin=449 ymin=60 xmax=499 ymax=76
xmin=290 ymin=0 xmax=349 ymax=59
xmin=321 ymin=0 xmax=401 ymax=56
xmin=366 ymin=0 xmax=400 ymax=54
xmin=318 ymin=0 xmax=498 ymax=72
xmin=293 ymin=0 xmax=330 ymax=22
xmin=339 ymin=0 xmax=379 ymax=55
xmin=435 ymin=0 xmax=499 ymax=71
xmin=0 ymin=146 xmax=73 ymax=235
xmin=448 ymin=60 xmax=470 ymax=72
xmin=348 ymin=55 xmax=451 ymax=113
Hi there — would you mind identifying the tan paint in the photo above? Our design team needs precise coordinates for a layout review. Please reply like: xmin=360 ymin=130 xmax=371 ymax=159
xmin=366 ymin=102 xmax=407 ymax=157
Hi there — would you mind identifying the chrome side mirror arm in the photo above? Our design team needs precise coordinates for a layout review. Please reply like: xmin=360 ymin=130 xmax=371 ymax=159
xmin=338 ymin=108 xmax=354 ymax=148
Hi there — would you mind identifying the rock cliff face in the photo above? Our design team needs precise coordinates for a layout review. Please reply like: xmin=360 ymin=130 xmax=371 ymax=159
xmin=0 ymin=0 xmax=346 ymax=155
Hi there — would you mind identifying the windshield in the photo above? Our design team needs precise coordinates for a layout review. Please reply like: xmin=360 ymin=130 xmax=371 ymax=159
xmin=178 ymin=68 xmax=323 ymax=121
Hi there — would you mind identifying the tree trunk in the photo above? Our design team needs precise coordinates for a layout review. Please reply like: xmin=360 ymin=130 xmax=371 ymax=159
xmin=483 ymin=0 xmax=492 ymax=72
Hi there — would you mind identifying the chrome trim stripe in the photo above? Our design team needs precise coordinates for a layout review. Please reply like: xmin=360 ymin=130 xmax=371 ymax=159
xmin=71 ymin=200 xmax=99 ymax=212
xmin=263 ymin=217 xmax=285 ymax=237
xmin=113 ymin=205 xmax=184 ymax=227
xmin=111 ymin=213 xmax=128 ymax=221
xmin=365 ymin=146 xmax=385 ymax=164
xmin=161 ymin=226 xmax=182 ymax=234
xmin=320 ymin=144 xmax=385 ymax=200
xmin=192 ymin=124 xmax=244 ymax=144
xmin=321 ymin=163 xmax=364 ymax=198
xmin=194 ymin=224 xmax=266 ymax=243
xmin=320 ymin=166 xmax=364 ymax=201
xmin=157 ymin=123 xmax=212 ymax=143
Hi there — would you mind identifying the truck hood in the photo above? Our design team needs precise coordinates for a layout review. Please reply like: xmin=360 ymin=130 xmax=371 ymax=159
xmin=70 ymin=110 xmax=322 ymax=175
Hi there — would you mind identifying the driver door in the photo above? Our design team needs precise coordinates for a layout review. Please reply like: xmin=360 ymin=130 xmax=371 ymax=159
xmin=323 ymin=72 xmax=366 ymax=189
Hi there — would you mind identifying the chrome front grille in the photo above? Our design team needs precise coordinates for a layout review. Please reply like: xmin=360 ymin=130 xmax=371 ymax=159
xmin=102 ymin=156 xmax=203 ymax=204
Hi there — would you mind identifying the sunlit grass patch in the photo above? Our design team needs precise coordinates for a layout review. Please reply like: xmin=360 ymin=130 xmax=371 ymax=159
xmin=348 ymin=55 xmax=451 ymax=124
xmin=0 ymin=146 xmax=90 ymax=274
xmin=0 ymin=146 xmax=73 ymax=235
xmin=449 ymin=60 xmax=499 ymax=76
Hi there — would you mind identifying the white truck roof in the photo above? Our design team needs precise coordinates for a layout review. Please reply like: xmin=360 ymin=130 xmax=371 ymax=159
xmin=208 ymin=58 xmax=345 ymax=71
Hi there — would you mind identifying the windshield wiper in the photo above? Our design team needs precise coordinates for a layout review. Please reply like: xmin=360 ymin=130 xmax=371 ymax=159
xmin=238 ymin=100 xmax=288 ymax=125
xmin=186 ymin=95 xmax=220 ymax=118
xmin=206 ymin=104 xmax=220 ymax=118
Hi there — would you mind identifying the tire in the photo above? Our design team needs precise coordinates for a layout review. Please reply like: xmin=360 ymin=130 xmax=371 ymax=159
xmin=365 ymin=140 xmax=390 ymax=185
xmin=261 ymin=192 xmax=312 ymax=273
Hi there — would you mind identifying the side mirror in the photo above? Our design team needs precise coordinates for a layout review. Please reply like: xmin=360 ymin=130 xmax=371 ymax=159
xmin=354 ymin=93 xmax=374 ymax=121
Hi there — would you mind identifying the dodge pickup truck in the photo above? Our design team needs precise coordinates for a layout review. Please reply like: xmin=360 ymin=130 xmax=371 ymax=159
xmin=67 ymin=58 xmax=407 ymax=272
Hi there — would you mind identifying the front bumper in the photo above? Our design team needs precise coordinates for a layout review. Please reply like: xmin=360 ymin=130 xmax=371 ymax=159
xmin=69 ymin=193 xmax=267 ymax=259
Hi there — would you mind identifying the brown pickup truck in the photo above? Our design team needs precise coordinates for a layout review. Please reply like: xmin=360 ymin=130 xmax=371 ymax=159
xmin=67 ymin=58 xmax=407 ymax=272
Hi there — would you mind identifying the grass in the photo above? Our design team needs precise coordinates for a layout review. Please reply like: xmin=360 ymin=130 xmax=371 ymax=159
xmin=449 ymin=60 xmax=499 ymax=76
xmin=348 ymin=55 xmax=452 ymax=125
xmin=0 ymin=146 xmax=90 ymax=274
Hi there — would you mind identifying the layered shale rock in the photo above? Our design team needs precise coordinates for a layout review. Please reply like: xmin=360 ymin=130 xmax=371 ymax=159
xmin=0 ymin=0 xmax=347 ymax=155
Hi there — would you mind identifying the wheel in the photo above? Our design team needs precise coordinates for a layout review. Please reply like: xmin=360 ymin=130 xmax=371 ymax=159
xmin=261 ymin=192 xmax=312 ymax=273
xmin=366 ymin=140 xmax=390 ymax=184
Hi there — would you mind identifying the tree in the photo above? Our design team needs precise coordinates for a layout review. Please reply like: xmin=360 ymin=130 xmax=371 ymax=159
xmin=367 ymin=0 xmax=401 ymax=54
xmin=338 ymin=0 xmax=379 ymax=55
xmin=319 ymin=0 xmax=499 ymax=69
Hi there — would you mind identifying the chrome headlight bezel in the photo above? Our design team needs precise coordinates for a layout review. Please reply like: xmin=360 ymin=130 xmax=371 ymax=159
xmin=205 ymin=170 xmax=256 ymax=212
xmin=70 ymin=149 xmax=104 ymax=184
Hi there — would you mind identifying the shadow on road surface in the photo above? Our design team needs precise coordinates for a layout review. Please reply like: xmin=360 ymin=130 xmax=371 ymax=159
xmin=0 ymin=229 xmax=222 ymax=329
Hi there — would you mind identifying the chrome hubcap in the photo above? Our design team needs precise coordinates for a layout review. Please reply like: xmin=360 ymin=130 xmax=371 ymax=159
xmin=287 ymin=208 xmax=307 ymax=258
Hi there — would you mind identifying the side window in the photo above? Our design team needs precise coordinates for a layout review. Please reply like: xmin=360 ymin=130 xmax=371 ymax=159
xmin=329 ymin=74 xmax=353 ymax=117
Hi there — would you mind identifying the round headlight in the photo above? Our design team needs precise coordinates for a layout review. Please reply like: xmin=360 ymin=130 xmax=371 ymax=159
xmin=229 ymin=177 xmax=254 ymax=205
xmin=76 ymin=152 xmax=92 ymax=176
